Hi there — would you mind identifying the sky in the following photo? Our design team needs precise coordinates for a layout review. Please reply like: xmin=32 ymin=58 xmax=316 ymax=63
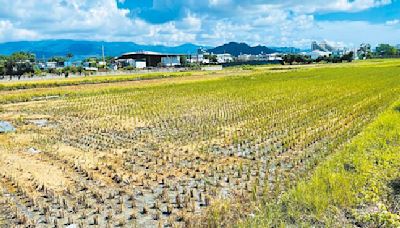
xmin=0 ymin=0 xmax=399 ymax=48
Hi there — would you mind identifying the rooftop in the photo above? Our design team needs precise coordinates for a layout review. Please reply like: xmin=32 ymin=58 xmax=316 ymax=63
xmin=120 ymin=51 xmax=184 ymax=56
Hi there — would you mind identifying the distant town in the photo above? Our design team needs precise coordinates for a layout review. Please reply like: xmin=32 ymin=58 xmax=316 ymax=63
xmin=0 ymin=41 xmax=399 ymax=79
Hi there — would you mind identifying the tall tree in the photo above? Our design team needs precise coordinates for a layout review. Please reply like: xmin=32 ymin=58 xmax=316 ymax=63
xmin=4 ymin=52 xmax=35 ymax=79
xmin=9 ymin=52 xmax=35 ymax=62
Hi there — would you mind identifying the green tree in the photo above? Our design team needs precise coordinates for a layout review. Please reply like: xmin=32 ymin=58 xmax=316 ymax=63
xmin=357 ymin=43 xmax=372 ymax=59
xmin=284 ymin=54 xmax=311 ymax=65
xmin=205 ymin=54 xmax=217 ymax=63
xmin=5 ymin=59 xmax=34 ymax=79
xmin=283 ymin=54 xmax=295 ymax=65
xmin=3 ymin=52 xmax=35 ymax=79
xmin=66 ymin=53 xmax=73 ymax=60
xmin=341 ymin=52 xmax=354 ymax=62
xmin=34 ymin=68 xmax=42 ymax=76
xmin=48 ymin=56 xmax=66 ymax=65
xmin=9 ymin=52 xmax=35 ymax=62
xmin=180 ymin=55 xmax=188 ymax=66
xmin=375 ymin=44 xmax=398 ymax=57
xmin=0 ymin=55 xmax=7 ymax=77
xmin=66 ymin=53 xmax=74 ymax=68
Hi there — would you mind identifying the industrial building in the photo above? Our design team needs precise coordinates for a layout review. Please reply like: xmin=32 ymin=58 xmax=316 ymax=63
xmin=116 ymin=51 xmax=183 ymax=68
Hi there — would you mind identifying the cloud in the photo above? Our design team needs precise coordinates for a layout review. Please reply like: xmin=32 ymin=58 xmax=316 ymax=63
xmin=386 ymin=19 xmax=400 ymax=26
xmin=0 ymin=0 xmax=397 ymax=47
xmin=311 ymin=20 xmax=400 ymax=47
xmin=0 ymin=20 xmax=39 ymax=42
xmin=293 ymin=0 xmax=392 ymax=13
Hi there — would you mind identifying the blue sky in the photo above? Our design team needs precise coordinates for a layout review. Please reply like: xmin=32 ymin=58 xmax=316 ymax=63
xmin=0 ymin=0 xmax=399 ymax=48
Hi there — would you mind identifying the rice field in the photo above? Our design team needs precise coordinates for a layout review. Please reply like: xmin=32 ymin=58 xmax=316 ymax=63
xmin=0 ymin=60 xmax=399 ymax=227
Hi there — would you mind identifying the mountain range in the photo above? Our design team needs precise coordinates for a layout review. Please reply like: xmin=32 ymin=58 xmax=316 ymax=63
xmin=0 ymin=40 xmax=302 ymax=60
xmin=0 ymin=40 xmax=207 ymax=60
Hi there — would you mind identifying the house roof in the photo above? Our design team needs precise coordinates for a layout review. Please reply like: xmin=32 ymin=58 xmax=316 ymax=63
xmin=120 ymin=51 xmax=184 ymax=57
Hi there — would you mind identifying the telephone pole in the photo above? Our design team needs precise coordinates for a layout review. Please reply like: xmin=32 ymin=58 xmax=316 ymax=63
xmin=102 ymin=45 xmax=105 ymax=63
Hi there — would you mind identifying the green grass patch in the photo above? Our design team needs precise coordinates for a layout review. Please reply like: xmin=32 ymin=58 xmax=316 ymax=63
xmin=244 ymin=102 xmax=400 ymax=227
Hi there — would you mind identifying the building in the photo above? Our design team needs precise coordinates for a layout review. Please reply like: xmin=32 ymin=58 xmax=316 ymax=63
xmin=82 ymin=61 xmax=98 ymax=71
xmin=311 ymin=41 xmax=336 ymax=52
xmin=307 ymin=50 xmax=332 ymax=60
xmin=311 ymin=41 xmax=320 ymax=51
xmin=265 ymin=53 xmax=283 ymax=61
xmin=189 ymin=48 xmax=211 ymax=64
xmin=46 ymin=62 xmax=57 ymax=69
xmin=216 ymin=54 xmax=234 ymax=64
xmin=189 ymin=54 xmax=210 ymax=64
xmin=123 ymin=59 xmax=146 ymax=69
xmin=117 ymin=51 xmax=183 ymax=68
xmin=38 ymin=61 xmax=63 ymax=70
xmin=238 ymin=53 xmax=283 ymax=62
xmin=238 ymin=54 xmax=257 ymax=62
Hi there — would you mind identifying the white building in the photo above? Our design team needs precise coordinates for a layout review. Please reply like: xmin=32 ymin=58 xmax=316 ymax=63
xmin=307 ymin=50 xmax=332 ymax=60
xmin=238 ymin=54 xmax=256 ymax=62
xmin=216 ymin=54 xmax=233 ymax=64
xmin=46 ymin=62 xmax=57 ymax=69
xmin=98 ymin=61 xmax=107 ymax=67
xmin=238 ymin=53 xmax=283 ymax=62
xmin=266 ymin=53 xmax=283 ymax=61
xmin=134 ymin=60 xmax=147 ymax=69
xmin=125 ymin=59 xmax=147 ymax=69
xmin=190 ymin=54 xmax=210 ymax=64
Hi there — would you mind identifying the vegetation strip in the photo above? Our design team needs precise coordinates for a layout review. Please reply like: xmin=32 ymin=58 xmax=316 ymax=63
xmin=0 ymin=72 xmax=194 ymax=91
xmin=244 ymin=102 xmax=400 ymax=227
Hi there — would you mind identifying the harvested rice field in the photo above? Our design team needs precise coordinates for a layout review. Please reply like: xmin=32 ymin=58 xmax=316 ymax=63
xmin=0 ymin=60 xmax=400 ymax=227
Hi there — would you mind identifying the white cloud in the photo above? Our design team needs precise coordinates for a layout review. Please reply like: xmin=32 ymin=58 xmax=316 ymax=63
xmin=311 ymin=20 xmax=400 ymax=47
xmin=0 ymin=0 xmax=397 ymax=47
xmin=177 ymin=12 xmax=202 ymax=32
xmin=0 ymin=20 xmax=39 ymax=42
xmin=386 ymin=19 xmax=400 ymax=26
xmin=208 ymin=0 xmax=232 ymax=7
xmin=318 ymin=0 xmax=391 ymax=12
xmin=282 ymin=0 xmax=391 ymax=13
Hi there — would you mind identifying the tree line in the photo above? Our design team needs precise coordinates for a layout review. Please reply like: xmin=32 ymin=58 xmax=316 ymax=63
xmin=283 ymin=52 xmax=354 ymax=65
xmin=0 ymin=52 xmax=36 ymax=79
xmin=0 ymin=52 xmax=116 ymax=79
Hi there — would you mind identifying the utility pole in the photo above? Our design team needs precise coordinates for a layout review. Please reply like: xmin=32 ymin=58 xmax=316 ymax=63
xmin=102 ymin=45 xmax=105 ymax=63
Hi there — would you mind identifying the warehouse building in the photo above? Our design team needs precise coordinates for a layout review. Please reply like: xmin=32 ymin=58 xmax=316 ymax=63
xmin=116 ymin=51 xmax=183 ymax=68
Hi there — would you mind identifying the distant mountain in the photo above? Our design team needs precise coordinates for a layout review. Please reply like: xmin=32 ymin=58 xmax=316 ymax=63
xmin=0 ymin=40 xmax=209 ymax=60
xmin=207 ymin=42 xmax=277 ymax=56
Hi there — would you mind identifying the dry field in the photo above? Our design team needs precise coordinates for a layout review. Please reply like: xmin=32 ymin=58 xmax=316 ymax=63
xmin=0 ymin=61 xmax=400 ymax=227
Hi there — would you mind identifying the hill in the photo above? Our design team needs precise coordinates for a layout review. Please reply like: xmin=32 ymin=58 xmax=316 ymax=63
xmin=207 ymin=42 xmax=278 ymax=56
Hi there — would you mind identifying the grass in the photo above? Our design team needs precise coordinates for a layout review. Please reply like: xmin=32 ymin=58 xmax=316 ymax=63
xmin=0 ymin=68 xmax=256 ymax=104
xmin=0 ymin=71 xmax=196 ymax=91
xmin=243 ymin=102 xmax=400 ymax=227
